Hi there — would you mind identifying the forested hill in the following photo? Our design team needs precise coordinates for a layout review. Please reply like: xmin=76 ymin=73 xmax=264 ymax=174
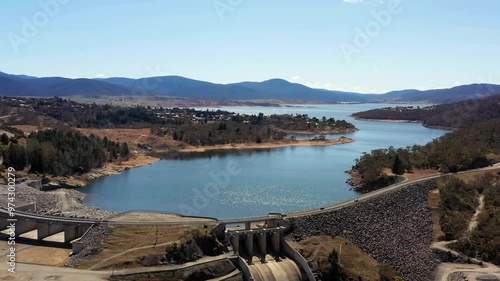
xmin=349 ymin=96 xmax=500 ymax=192
xmin=352 ymin=95 xmax=500 ymax=129
xmin=1 ymin=129 xmax=129 ymax=176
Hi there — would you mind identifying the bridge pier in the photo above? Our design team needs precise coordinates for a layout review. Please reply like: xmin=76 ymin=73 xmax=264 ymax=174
xmin=64 ymin=225 xmax=91 ymax=243
xmin=258 ymin=232 xmax=266 ymax=262
xmin=245 ymin=232 xmax=254 ymax=263
xmin=271 ymin=230 xmax=280 ymax=256
xmin=231 ymin=234 xmax=240 ymax=256
xmin=38 ymin=222 xmax=66 ymax=240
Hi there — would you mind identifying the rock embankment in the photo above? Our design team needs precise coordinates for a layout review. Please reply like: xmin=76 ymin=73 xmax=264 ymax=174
xmin=65 ymin=225 xmax=112 ymax=268
xmin=287 ymin=181 xmax=440 ymax=281
xmin=0 ymin=182 xmax=116 ymax=219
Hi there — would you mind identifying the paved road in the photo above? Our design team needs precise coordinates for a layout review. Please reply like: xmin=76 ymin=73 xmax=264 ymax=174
xmin=286 ymin=163 xmax=500 ymax=218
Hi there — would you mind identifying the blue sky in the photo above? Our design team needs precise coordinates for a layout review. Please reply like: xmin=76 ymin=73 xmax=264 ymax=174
xmin=1 ymin=0 xmax=499 ymax=93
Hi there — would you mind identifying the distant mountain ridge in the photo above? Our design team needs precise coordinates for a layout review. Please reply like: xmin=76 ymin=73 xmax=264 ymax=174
xmin=1 ymin=71 xmax=499 ymax=104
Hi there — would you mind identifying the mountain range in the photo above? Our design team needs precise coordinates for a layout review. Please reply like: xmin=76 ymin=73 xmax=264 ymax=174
xmin=1 ymin=71 xmax=499 ymax=104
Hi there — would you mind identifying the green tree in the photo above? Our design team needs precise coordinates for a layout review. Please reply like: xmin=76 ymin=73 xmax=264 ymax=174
xmin=27 ymin=139 xmax=44 ymax=173
xmin=392 ymin=155 xmax=404 ymax=175
xmin=3 ymin=143 xmax=26 ymax=170
xmin=120 ymin=142 xmax=130 ymax=159
xmin=0 ymin=133 xmax=9 ymax=145
xmin=323 ymin=249 xmax=348 ymax=281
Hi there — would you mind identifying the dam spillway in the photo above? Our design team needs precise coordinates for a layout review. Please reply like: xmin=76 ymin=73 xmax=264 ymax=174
xmin=248 ymin=256 xmax=303 ymax=281
xmin=226 ymin=225 xmax=315 ymax=281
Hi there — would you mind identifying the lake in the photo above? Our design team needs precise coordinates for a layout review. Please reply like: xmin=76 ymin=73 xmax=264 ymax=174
xmin=80 ymin=104 xmax=450 ymax=219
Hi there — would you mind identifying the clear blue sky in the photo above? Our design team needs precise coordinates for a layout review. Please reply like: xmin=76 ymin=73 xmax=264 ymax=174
xmin=1 ymin=0 xmax=499 ymax=93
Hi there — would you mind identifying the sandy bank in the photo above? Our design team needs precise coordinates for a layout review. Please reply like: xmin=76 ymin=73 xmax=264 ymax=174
xmin=51 ymin=154 xmax=160 ymax=187
xmin=178 ymin=136 xmax=354 ymax=152
xmin=284 ymin=128 xmax=359 ymax=135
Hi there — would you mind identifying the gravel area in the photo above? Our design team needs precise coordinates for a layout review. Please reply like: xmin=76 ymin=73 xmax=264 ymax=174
xmin=287 ymin=181 xmax=440 ymax=281
xmin=0 ymin=182 xmax=116 ymax=219
xmin=65 ymin=225 xmax=113 ymax=268
xmin=448 ymin=272 xmax=468 ymax=281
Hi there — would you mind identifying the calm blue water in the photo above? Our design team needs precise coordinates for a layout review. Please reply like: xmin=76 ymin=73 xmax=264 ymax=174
xmin=81 ymin=104 xmax=449 ymax=219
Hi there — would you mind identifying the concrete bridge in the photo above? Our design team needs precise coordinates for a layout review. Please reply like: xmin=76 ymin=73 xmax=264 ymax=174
xmin=0 ymin=209 xmax=94 ymax=244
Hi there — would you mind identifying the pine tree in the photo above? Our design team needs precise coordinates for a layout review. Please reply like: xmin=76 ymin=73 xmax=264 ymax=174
xmin=0 ymin=133 xmax=9 ymax=145
xmin=4 ymin=143 xmax=26 ymax=171
xmin=392 ymin=154 xmax=404 ymax=175
xmin=120 ymin=142 xmax=130 ymax=159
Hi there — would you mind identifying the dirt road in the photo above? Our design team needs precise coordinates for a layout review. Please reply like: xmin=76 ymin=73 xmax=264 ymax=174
xmin=432 ymin=194 xmax=499 ymax=281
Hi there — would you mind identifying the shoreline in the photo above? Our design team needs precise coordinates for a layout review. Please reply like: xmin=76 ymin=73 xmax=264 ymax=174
xmin=177 ymin=136 xmax=354 ymax=152
xmin=50 ymin=154 xmax=161 ymax=188
xmin=51 ymin=137 xmax=353 ymax=187
xmin=285 ymin=128 xmax=359 ymax=135
xmin=354 ymin=117 xmax=455 ymax=130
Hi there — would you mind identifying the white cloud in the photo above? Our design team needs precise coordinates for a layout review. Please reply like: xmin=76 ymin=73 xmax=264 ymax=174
xmin=290 ymin=76 xmax=301 ymax=81
xmin=453 ymin=81 xmax=461 ymax=86
xmin=343 ymin=0 xmax=384 ymax=5
xmin=95 ymin=73 xmax=106 ymax=78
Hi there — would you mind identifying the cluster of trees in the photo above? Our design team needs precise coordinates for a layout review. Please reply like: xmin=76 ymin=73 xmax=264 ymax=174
xmin=352 ymin=147 xmax=412 ymax=192
xmin=166 ymin=113 xmax=355 ymax=146
xmin=437 ymin=174 xmax=500 ymax=265
xmin=438 ymin=177 xmax=479 ymax=240
xmin=169 ymin=122 xmax=286 ymax=146
xmin=1 ymin=129 xmax=129 ymax=176
xmin=353 ymin=95 xmax=500 ymax=130
xmin=351 ymin=118 xmax=499 ymax=191
xmin=265 ymin=114 xmax=356 ymax=132
xmin=32 ymin=98 xmax=165 ymax=128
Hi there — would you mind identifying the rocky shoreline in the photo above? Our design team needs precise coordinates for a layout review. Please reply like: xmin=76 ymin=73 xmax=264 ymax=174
xmin=46 ymin=154 xmax=160 ymax=188
xmin=287 ymin=181 xmax=440 ymax=281
xmin=0 ymin=182 xmax=116 ymax=219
